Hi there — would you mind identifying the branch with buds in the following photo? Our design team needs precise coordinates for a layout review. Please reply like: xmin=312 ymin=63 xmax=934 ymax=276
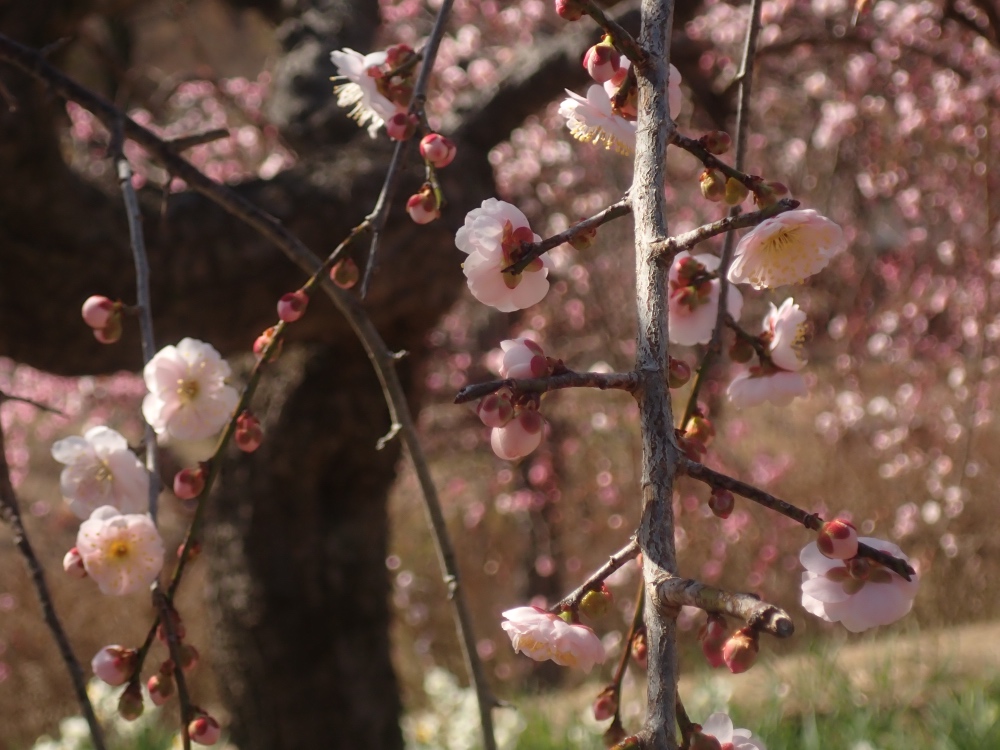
xmin=455 ymin=369 xmax=639 ymax=404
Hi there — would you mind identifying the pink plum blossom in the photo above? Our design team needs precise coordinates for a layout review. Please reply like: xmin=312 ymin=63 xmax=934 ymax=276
xmin=142 ymin=338 xmax=239 ymax=442
xmin=800 ymin=537 xmax=918 ymax=632
xmin=668 ymin=252 xmax=744 ymax=346
xmin=491 ymin=410 xmax=544 ymax=461
xmin=728 ymin=209 xmax=847 ymax=289
xmin=456 ymin=199 xmax=551 ymax=312
xmin=330 ymin=49 xmax=404 ymax=137
xmin=696 ymin=712 xmax=767 ymax=750
xmin=498 ymin=337 xmax=549 ymax=379
xmin=500 ymin=606 xmax=606 ymax=672
xmin=51 ymin=426 xmax=150 ymax=518
xmin=765 ymin=298 xmax=808 ymax=371
xmin=76 ymin=506 xmax=165 ymax=596
xmin=727 ymin=369 xmax=808 ymax=408
xmin=558 ymin=84 xmax=636 ymax=154
xmin=81 ymin=295 xmax=117 ymax=329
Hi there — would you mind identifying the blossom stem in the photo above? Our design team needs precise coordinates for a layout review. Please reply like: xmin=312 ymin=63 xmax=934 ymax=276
xmin=724 ymin=314 xmax=771 ymax=363
xmin=680 ymin=457 xmax=917 ymax=580
xmin=655 ymin=576 xmax=793 ymax=637
xmin=154 ymin=590 xmax=193 ymax=750
xmin=454 ymin=370 xmax=640 ymax=404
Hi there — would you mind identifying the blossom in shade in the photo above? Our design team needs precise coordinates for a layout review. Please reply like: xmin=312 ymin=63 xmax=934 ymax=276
xmin=764 ymin=298 xmax=808 ymax=371
xmin=491 ymin=411 xmax=545 ymax=461
xmin=501 ymin=606 xmax=605 ymax=672
xmin=456 ymin=199 xmax=552 ymax=312
xmin=330 ymin=49 xmax=404 ymax=137
xmin=51 ymin=426 xmax=149 ymax=518
xmin=189 ymin=713 xmax=222 ymax=746
xmin=499 ymin=338 xmax=549 ymax=380
xmin=695 ymin=712 xmax=767 ymax=750
xmin=800 ymin=537 xmax=918 ymax=632
xmin=558 ymin=84 xmax=637 ymax=154
xmin=728 ymin=209 xmax=847 ymax=289
xmin=727 ymin=369 xmax=807 ymax=408
xmin=76 ymin=506 xmax=165 ymax=596
xmin=668 ymin=251 xmax=744 ymax=346
xmin=142 ymin=338 xmax=239 ymax=442
xmin=91 ymin=645 xmax=137 ymax=686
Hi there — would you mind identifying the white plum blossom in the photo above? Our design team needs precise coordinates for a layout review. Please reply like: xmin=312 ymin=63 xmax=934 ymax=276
xmin=456 ymin=199 xmax=552 ymax=312
xmin=800 ymin=537 xmax=919 ymax=632
xmin=559 ymin=84 xmax=637 ymax=154
xmin=765 ymin=298 xmax=809 ymax=371
xmin=330 ymin=49 xmax=403 ymax=137
xmin=76 ymin=506 xmax=164 ymax=596
xmin=668 ymin=251 xmax=744 ymax=346
xmin=728 ymin=209 xmax=847 ymax=289
xmin=142 ymin=338 xmax=239 ymax=442
xmin=698 ymin=712 xmax=767 ymax=750
xmin=501 ymin=606 xmax=606 ymax=672
xmin=499 ymin=338 xmax=549 ymax=380
xmin=727 ymin=369 xmax=808 ymax=408
xmin=51 ymin=427 xmax=149 ymax=518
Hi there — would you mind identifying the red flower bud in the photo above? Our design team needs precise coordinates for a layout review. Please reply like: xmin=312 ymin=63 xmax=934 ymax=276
xmin=235 ymin=411 xmax=263 ymax=453
xmin=722 ymin=626 xmax=759 ymax=674
xmin=277 ymin=289 xmax=309 ymax=323
xmin=419 ymin=133 xmax=457 ymax=168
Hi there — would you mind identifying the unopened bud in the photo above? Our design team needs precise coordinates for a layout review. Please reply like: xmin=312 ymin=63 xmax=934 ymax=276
xmin=419 ymin=133 xmax=457 ymax=168
xmin=555 ymin=0 xmax=585 ymax=20
xmin=580 ymin=584 xmax=613 ymax=619
xmin=476 ymin=392 xmax=513 ymax=428
xmin=700 ymin=130 xmax=732 ymax=155
xmin=722 ymin=626 xmax=759 ymax=674
xmin=699 ymin=169 xmax=726 ymax=202
xmin=818 ymin=517 xmax=859 ymax=560
xmin=668 ymin=358 xmax=691 ymax=388
xmin=93 ymin=315 xmax=123 ymax=344
xmin=592 ymin=686 xmax=618 ymax=721
xmin=729 ymin=336 xmax=755 ymax=363
xmin=91 ymin=646 xmax=137 ymax=686
xmin=189 ymin=713 xmax=222 ymax=746
xmin=406 ymin=184 xmax=440 ymax=225
xmin=235 ymin=411 xmax=263 ymax=453
xmin=117 ymin=682 xmax=145 ymax=721
xmin=179 ymin=643 xmax=200 ymax=672
xmin=385 ymin=112 xmax=419 ymax=141
xmin=331 ymin=258 xmax=359 ymax=289
xmin=754 ymin=180 xmax=790 ymax=208
xmin=724 ymin=177 xmax=750 ymax=206
xmin=63 ymin=547 xmax=87 ymax=578
xmin=253 ymin=326 xmax=283 ymax=361
xmin=709 ymin=488 xmax=735 ymax=520
xmin=630 ymin=630 xmax=648 ymax=669
xmin=699 ymin=613 xmax=728 ymax=668
xmin=568 ymin=221 xmax=598 ymax=251
xmin=583 ymin=37 xmax=621 ymax=84
xmin=277 ymin=289 xmax=309 ymax=323
xmin=173 ymin=466 xmax=206 ymax=501
xmin=82 ymin=295 xmax=118 ymax=329
xmin=147 ymin=673 xmax=174 ymax=706
xmin=686 ymin=415 xmax=715 ymax=446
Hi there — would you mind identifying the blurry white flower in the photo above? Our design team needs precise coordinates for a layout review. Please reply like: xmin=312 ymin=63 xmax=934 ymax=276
xmin=501 ymin=606 xmax=605 ymax=672
xmin=765 ymin=298 xmax=809 ymax=371
xmin=51 ymin=426 xmax=149 ymax=518
xmin=330 ymin=48 xmax=402 ymax=137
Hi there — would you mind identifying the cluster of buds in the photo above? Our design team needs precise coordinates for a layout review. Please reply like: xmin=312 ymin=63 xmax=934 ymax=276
xmin=699 ymin=616 xmax=760 ymax=674
xmin=583 ymin=35 xmax=622 ymax=84
xmin=365 ymin=43 xmax=417 ymax=110
xmin=81 ymin=295 xmax=123 ymax=344
xmin=476 ymin=338 xmax=555 ymax=461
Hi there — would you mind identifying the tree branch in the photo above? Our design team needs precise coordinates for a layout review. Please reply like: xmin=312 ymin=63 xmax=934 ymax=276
xmin=549 ymin=538 xmax=640 ymax=612
xmin=454 ymin=369 xmax=639 ymax=404
xmin=655 ymin=576 xmax=793 ymax=637
xmin=651 ymin=198 xmax=798 ymax=260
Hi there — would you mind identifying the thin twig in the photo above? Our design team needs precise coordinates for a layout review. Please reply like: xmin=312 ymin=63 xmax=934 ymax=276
xmin=455 ymin=370 xmax=639 ymax=405
xmin=651 ymin=198 xmax=797 ymax=260
xmin=549 ymin=538 xmax=640 ymax=612
xmin=654 ymin=576 xmax=793 ymax=637
xmin=0 ymin=389 xmax=65 ymax=416
xmin=0 ymin=409 xmax=108 ymax=750
xmin=680 ymin=457 xmax=917 ymax=580
xmin=504 ymin=196 xmax=632 ymax=274
xmin=165 ymin=128 xmax=230 ymax=152
xmin=154 ymin=591 xmax=193 ymax=750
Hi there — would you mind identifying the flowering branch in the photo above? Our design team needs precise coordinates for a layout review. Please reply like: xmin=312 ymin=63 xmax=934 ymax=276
xmin=650 ymin=198 xmax=798 ymax=260
xmin=670 ymin=131 xmax=764 ymax=193
xmin=504 ymin=195 xmax=632 ymax=275
xmin=549 ymin=538 xmax=640 ymax=613
xmin=361 ymin=0 xmax=454 ymax=296
xmin=655 ymin=577 xmax=793 ymax=637
xmin=0 ymin=407 xmax=108 ymax=750
xmin=155 ymin=592 xmax=194 ymax=750
xmin=454 ymin=369 xmax=639 ymax=405
xmin=680 ymin=458 xmax=917 ymax=580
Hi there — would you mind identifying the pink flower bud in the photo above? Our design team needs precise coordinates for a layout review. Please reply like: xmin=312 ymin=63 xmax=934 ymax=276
xmin=235 ymin=411 xmax=263 ymax=453
xmin=331 ymin=257 xmax=359 ymax=289
xmin=668 ymin=357 xmax=691 ymax=388
xmin=406 ymin=186 xmax=440 ymax=225
xmin=419 ymin=133 xmax=457 ymax=168
xmin=818 ymin=518 xmax=859 ymax=560
xmin=583 ymin=40 xmax=621 ymax=84
xmin=253 ymin=326 xmax=283 ymax=361
xmin=722 ymin=626 xmax=759 ymax=674
xmin=555 ymin=0 xmax=584 ymax=20
xmin=179 ymin=643 xmax=200 ymax=672
xmin=174 ymin=466 xmax=206 ymax=500
xmin=592 ymin=686 xmax=617 ymax=721
xmin=63 ymin=547 xmax=87 ymax=578
xmin=81 ymin=295 xmax=117 ymax=329
xmin=490 ymin=410 xmax=544 ymax=461
xmin=92 ymin=315 xmax=123 ymax=344
xmin=147 ymin=673 xmax=174 ymax=706
xmin=630 ymin=630 xmax=648 ymax=669
xmin=476 ymin=392 xmax=514 ymax=428
xmin=699 ymin=614 xmax=728 ymax=668
xmin=117 ymin=682 xmax=144 ymax=721
xmin=91 ymin=646 xmax=137 ymax=686
xmin=580 ymin=584 xmax=613 ymax=619
xmin=189 ymin=713 xmax=222 ymax=746
xmin=699 ymin=130 xmax=732 ymax=155
xmin=385 ymin=112 xmax=418 ymax=141
xmin=708 ymin=488 xmax=735 ymax=520
xmin=277 ymin=290 xmax=309 ymax=323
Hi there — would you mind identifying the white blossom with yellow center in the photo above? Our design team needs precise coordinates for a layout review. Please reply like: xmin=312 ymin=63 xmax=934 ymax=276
xmin=77 ymin=506 xmax=164 ymax=596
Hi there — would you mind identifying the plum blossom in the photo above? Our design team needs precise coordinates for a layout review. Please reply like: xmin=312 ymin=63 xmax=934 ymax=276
xmin=668 ymin=252 xmax=744 ymax=345
xmin=696 ymin=712 xmax=767 ymax=750
xmin=800 ymin=537 xmax=918 ymax=632
xmin=728 ymin=209 xmax=847 ymax=289
xmin=558 ymin=85 xmax=637 ymax=154
xmin=142 ymin=338 xmax=239 ymax=442
xmin=764 ymin=298 xmax=809 ymax=371
xmin=76 ymin=506 xmax=165 ymax=596
xmin=51 ymin=426 xmax=149 ymax=518
xmin=456 ymin=199 xmax=552 ymax=312
xmin=500 ymin=606 xmax=605 ymax=672
xmin=727 ymin=369 xmax=807 ymax=408
xmin=330 ymin=49 xmax=404 ymax=137
xmin=499 ymin=338 xmax=549 ymax=379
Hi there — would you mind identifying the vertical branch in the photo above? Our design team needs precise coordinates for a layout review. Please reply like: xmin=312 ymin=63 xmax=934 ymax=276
xmin=633 ymin=1 xmax=681 ymax=748
xmin=0 ymin=407 xmax=108 ymax=750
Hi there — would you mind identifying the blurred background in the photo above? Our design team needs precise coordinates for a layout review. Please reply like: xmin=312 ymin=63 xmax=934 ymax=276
xmin=1 ymin=0 xmax=998 ymax=748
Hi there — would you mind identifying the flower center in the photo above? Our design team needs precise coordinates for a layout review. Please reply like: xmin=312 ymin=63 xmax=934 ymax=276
xmin=93 ymin=462 xmax=113 ymax=483
xmin=109 ymin=540 xmax=130 ymax=559
xmin=177 ymin=378 xmax=200 ymax=404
